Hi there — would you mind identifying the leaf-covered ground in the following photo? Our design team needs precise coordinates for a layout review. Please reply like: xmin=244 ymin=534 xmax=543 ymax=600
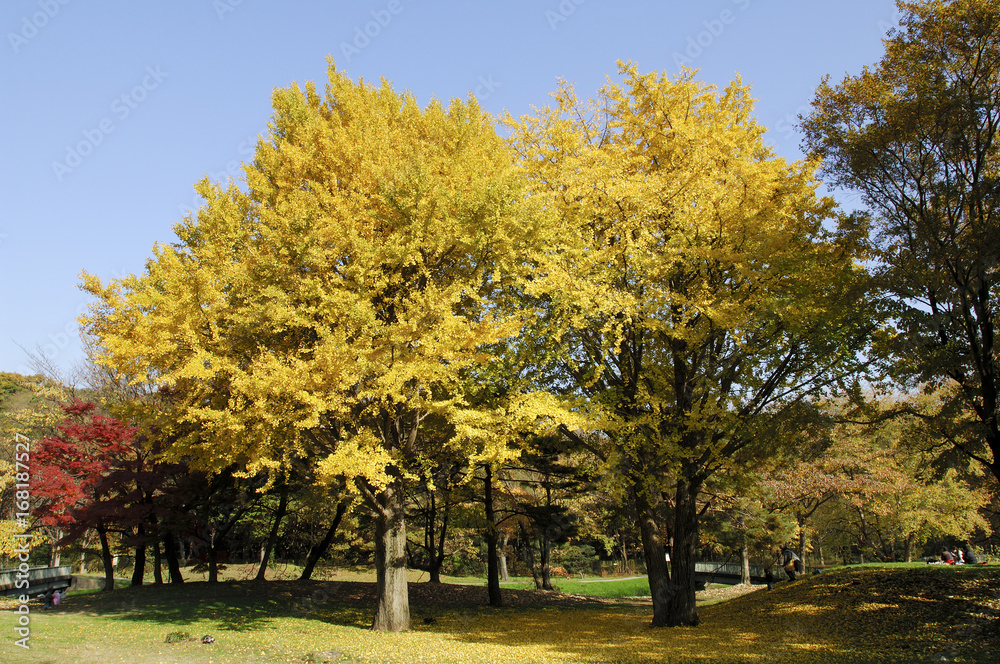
xmin=2 ymin=565 xmax=997 ymax=663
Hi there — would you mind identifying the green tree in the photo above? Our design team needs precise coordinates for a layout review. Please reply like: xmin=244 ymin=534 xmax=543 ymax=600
xmin=802 ymin=0 xmax=1000 ymax=484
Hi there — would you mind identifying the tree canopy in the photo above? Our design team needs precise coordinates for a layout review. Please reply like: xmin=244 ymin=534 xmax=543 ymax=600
xmin=802 ymin=0 xmax=1000 ymax=484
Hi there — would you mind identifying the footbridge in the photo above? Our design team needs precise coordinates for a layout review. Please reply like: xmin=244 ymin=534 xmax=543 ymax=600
xmin=0 ymin=565 xmax=73 ymax=597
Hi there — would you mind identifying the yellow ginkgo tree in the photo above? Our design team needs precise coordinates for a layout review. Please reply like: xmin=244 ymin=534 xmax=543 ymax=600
xmin=508 ymin=62 xmax=874 ymax=627
xmin=82 ymin=61 xmax=547 ymax=631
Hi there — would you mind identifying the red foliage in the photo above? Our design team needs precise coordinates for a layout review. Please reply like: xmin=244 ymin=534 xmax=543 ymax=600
xmin=33 ymin=400 xmax=140 ymax=538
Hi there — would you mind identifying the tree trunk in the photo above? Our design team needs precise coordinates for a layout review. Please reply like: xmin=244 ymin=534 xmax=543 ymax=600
xmin=79 ymin=549 xmax=88 ymax=575
xmin=740 ymin=543 xmax=751 ymax=586
xmin=905 ymin=534 xmax=914 ymax=563
xmin=484 ymin=464 xmax=503 ymax=607
xmin=634 ymin=485 xmax=672 ymax=627
xmin=371 ymin=481 xmax=411 ymax=632
xmin=539 ymin=528 xmax=553 ymax=590
xmin=424 ymin=489 xmax=441 ymax=583
xmin=153 ymin=539 xmax=163 ymax=585
xmin=667 ymin=478 xmax=700 ymax=627
xmin=798 ymin=524 xmax=808 ymax=569
xmin=521 ymin=522 xmax=542 ymax=589
xmin=163 ymin=532 xmax=184 ymax=583
xmin=97 ymin=526 xmax=114 ymax=593
xmin=430 ymin=497 xmax=451 ymax=584
xmin=208 ymin=550 xmax=218 ymax=583
xmin=499 ymin=532 xmax=510 ymax=582
xmin=131 ymin=524 xmax=146 ymax=586
xmin=255 ymin=483 xmax=289 ymax=581
xmin=301 ymin=499 xmax=348 ymax=581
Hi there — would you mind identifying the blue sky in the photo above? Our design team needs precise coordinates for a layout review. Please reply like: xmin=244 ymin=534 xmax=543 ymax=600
xmin=1 ymin=0 xmax=899 ymax=377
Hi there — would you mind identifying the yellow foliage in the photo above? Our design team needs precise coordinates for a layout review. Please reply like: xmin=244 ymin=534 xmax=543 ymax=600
xmin=316 ymin=430 xmax=394 ymax=492
xmin=79 ymin=61 xmax=545 ymax=492
xmin=506 ymin=61 xmax=868 ymax=485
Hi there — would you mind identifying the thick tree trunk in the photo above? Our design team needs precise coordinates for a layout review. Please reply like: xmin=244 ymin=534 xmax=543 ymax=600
xmin=740 ymin=543 xmax=751 ymax=586
xmin=255 ymin=484 xmax=289 ymax=581
xmin=97 ymin=527 xmax=115 ymax=593
xmin=484 ymin=464 xmax=503 ymax=607
xmin=131 ymin=524 xmax=146 ymax=586
xmin=371 ymin=481 xmax=411 ymax=632
xmin=301 ymin=500 xmax=348 ymax=581
xmin=208 ymin=551 xmax=219 ymax=583
xmin=79 ymin=550 xmax=88 ymax=575
xmin=634 ymin=485 xmax=672 ymax=627
xmin=163 ymin=532 xmax=184 ymax=583
xmin=667 ymin=478 xmax=700 ymax=627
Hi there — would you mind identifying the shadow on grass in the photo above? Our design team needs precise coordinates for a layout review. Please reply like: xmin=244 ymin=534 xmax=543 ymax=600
xmin=58 ymin=580 xmax=377 ymax=631
xmin=425 ymin=566 xmax=1000 ymax=664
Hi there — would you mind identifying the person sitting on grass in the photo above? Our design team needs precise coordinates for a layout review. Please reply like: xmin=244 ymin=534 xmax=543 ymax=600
xmin=941 ymin=548 xmax=955 ymax=564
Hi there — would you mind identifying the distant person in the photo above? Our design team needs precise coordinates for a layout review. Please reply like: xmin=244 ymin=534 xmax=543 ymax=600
xmin=52 ymin=590 xmax=61 ymax=606
xmin=954 ymin=548 xmax=965 ymax=565
xmin=940 ymin=548 xmax=955 ymax=565
xmin=764 ymin=568 xmax=774 ymax=591
xmin=42 ymin=589 xmax=54 ymax=610
xmin=781 ymin=546 xmax=800 ymax=581
xmin=963 ymin=546 xmax=979 ymax=565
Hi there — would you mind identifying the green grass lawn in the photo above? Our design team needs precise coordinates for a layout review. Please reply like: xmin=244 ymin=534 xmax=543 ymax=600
xmin=2 ymin=564 xmax=998 ymax=663
xmin=499 ymin=576 xmax=653 ymax=598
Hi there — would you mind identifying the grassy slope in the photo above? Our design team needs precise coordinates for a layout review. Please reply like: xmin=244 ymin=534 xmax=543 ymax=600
xmin=2 ymin=565 xmax=998 ymax=664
